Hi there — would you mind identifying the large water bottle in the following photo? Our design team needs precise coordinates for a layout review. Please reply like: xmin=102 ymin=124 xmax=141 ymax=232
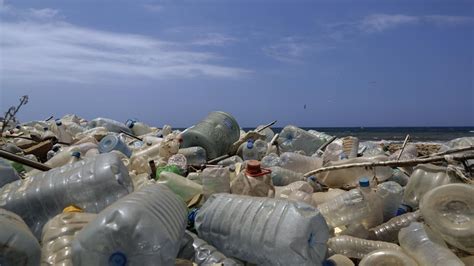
xmin=370 ymin=210 xmax=421 ymax=243
xmin=157 ymin=171 xmax=203 ymax=202
xmin=268 ymin=166 xmax=305 ymax=186
xmin=420 ymin=183 xmax=474 ymax=254
xmin=311 ymin=188 xmax=346 ymax=206
xmin=98 ymin=134 xmax=132 ymax=157
xmin=327 ymin=235 xmax=402 ymax=259
xmin=376 ymin=181 xmax=403 ymax=222
xmin=41 ymin=206 xmax=97 ymax=265
xmin=398 ymin=222 xmax=464 ymax=266
xmin=403 ymin=164 xmax=460 ymax=208
xmin=88 ymin=117 xmax=132 ymax=134
xmin=180 ymin=111 xmax=240 ymax=160
xmin=279 ymin=152 xmax=323 ymax=173
xmin=0 ymin=153 xmax=133 ymax=238
xmin=184 ymin=231 xmax=242 ymax=265
xmin=0 ymin=208 xmax=41 ymax=266
xmin=358 ymin=178 xmax=383 ymax=229
xmin=72 ymin=184 xmax=188 ymax=266
xmin=359 ymin=249 xmax=418 ymax=266
xmin=178 ymin=147 xmax=207 ymax=166
xmin=195 ymin=193 xmax=329 ymax=265
xmin=0 ymin=158 xmax=20 ymax=188
xmin=242 ymin=139 xmax=267 ymax=161
xmin=318 ymin=189 xmax=370 ymax=228
xmin=278 ymin=125 xmax=327 ymax=155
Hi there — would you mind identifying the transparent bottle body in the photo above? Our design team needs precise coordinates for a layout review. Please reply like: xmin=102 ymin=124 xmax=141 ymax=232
xmin=370 ymin=210 xmax=421 ymax=243
xmin=269 ymin=166 xmax=305 ymax=186
xmin=377 ymin=181 xmax=403 ymax=222
xmin=359 ymin=249 xmax=418 ymax=266
xmin=278 ymin=125 xmax=327 ymax=155
xmin=178 ymin=147 xmax=207 ymax=166
xmin=279 ymin=152 xmax=323 ymax=174
xmin=327 ymin=235 xmax=402 ymax=259
xmin=317 ymin=189 xmax=370 ymax=228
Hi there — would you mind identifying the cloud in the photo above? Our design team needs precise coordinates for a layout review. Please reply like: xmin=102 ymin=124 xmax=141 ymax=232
xmin=191 ymin=33 xmax=237 ymax=46
xmin=262 ymin=37 xmax=310 ymax=63
xmin=27 ymin=8 xmax=60 ymax=20
xmin=358 ymin=14 xmax=418 ymax=33
xmin=143 ymin=4 xmax=163 ymax=13
xmin=423 ymin=15 xmax=474 ymax=26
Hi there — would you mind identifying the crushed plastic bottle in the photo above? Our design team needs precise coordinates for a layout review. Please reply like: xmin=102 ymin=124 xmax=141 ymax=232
xmin=217 ymin=155 xmax=243 ymax=166
xmin=195 ymin=193 xmax=329 ymax=265
xmin=327 ymin=235 xmax=402 ymax=259
xmin=370 ymin=210 xmax=422 ymax=243
xmin=125 ymin=119 xmax=152 ymax=136
xmin=359 ymin=249 xmax=418 ymax=266
xmin=201 ymin=167 xmax=230 ymax=200
xmin=87 ymin=117 xmax=132 ymax=134
xmin=230 ymin=160 xmax=275 ymax=198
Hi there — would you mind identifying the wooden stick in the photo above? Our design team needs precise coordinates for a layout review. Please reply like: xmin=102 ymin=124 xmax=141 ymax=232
xmin=0 ymin=149 xmax=52 ymax=171
xmin=256 ymin=120 xmax=277 ymax=133
xmin=120 ymin=129 xmax=143 ymax=141
xmin=397 ymin=134 xmax=410 ymax=160
xmin=304 ymin=153 xmax=474 ymax=177
xmin=315 ymin=136 xmax=337 ymax=156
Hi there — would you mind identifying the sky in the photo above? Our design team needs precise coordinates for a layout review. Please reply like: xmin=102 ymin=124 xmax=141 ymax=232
xmin=0 ymin=0 xmax=473 ymax=127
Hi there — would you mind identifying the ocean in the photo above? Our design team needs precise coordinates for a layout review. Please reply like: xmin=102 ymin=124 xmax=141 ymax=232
xmin=241 ymin=127 xmax=474 ymax=143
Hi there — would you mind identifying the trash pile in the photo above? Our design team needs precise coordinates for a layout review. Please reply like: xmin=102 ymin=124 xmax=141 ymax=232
xmin=0 ymin=111 xmax=473 ymax=265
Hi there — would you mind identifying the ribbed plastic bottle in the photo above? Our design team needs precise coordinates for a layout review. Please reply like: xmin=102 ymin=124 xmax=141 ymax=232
xmin=327 ymin=235 xmax=402 ymax=259
xmin=359 ymin=249 xmax=418 ymax=266
xmin=268 ymin=166 xmax=305 ymax=186
xmin=242 ymin=139 xmax=267 ymax=161
xmin=275 ymin=181 xmax=314 ymax=199
xmin=178 ymin=147 xmax=207 ymax=166
xmin=195 ymin=193 xmax=329 ymax=265
xmin=185 ymin=231 xmax=242 ymax=265
xmin=279 ymin=152 xmax=323 ymax=173
xmin=370 ymin=210 xmax=421 ymax=243
xmin=0 ymin=208 xmax=41 ymax=266
xmin=358 ymin=177 xmax=383 ymax=229
xmin=377 ymin=181 xmax=403 ymax=222
xmin=72 ymin=184 xmax=188 ymax=266
xmin=98 ymin=134 xmax=132 ymax=158
xmin=41 ymin=206 xmax=97 ymax=266
xmin=420 ymin=183 xmax=474 ymax=254
xmin=278 ymin=125 xmax=327 ymax=155
xmin=398 ymin=222 xmax=464 ymax=266
xmin=0 ymin=153 xmax=133 ymax=238
xmin=342 ymin=136 xmax=359 ymax=159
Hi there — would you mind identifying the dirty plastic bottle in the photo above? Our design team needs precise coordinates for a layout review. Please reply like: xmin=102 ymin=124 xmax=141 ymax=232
xmin=51 ymin=120 xmax=74 ymax=144
xmin=370 ymin=210 xmax=421 ymax=243
xmin=420 ymin=183 xmax=474 ymax=254
xmin=41 ymin=206 xmax=97 ymax=266
xmin=279 ymin=152 xmax=323 ymax=173
xmin=178 ymin=147 xmax=207 ymax=166
xmin=327 ymin=235 xmax=402 ymax=259
xmin=217 ymin=155 xmax=243 ymax=166
xmin=242 ymin=139 xmax=267 ymax=161
xmin=269 ymin=166 xmax=305 ymax=186
xmin=357 ymin=178 xmax=383 ymax=229
xmin=387 ymin=168 xmax=410 ymax=186
xmin=403 ymin=164 xmax=460 ymax=209
xmin=261 ymin=153 xmax=281 ymax=168
xmin=278 ymin=125 xmax=327 ymax=155
xmin=195 ymin=193 xmax=329 ymax=265
xmin=88 ymin=117 xmax=132 ymax=134
xmin=0 ymin=208 xmax=41 ymax=266
xmin=161 ymin=124 xmax=173 ymax=137
xmin=317 ymin=189 xmax=370 ymax=228
xmin=157 ymin=171 xmax=203 ymax=202
xmin=0 ymin=153 xmax=132 ymax=238
xmin=359 ymin=249 xmax=418 ymax=266
xmin=180 ymin=111 xmax=240 ymax=160
xmin=98 ymin=134 xmax=132 ymax=158
xmin=0 ymin=158 xmax=20 ymax=188
xmin=201 ymin=167 xmax=230 ymax=200
xmin=275 ymin=181 xmax=314 ymax=199
xmin=72 ymin=184 xmax=188 ymax=266
xmin=184 ymin=231 xmax=242 ymax=265
xmin=324 ymin=254 xmax=355 ymax=266
xmin=377 ymin=181 xmax=403 ymax=222
xmin=311 ymin=188 xmax=346 ymax=206
xmin=398 ymin=222 xmax=464 ymax=266
xmin=125 ymin=119 xmax=152 ymax=136
xmin=255 ymin=124 xmax=275 ymax=143
xmin=230 ymin=160 xmax=275 ymax=198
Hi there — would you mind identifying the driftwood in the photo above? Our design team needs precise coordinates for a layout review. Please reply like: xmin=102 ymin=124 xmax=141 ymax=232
xmin=304 ymin=152 xmax=474 ymax=177
xmin=396 ymin=134 xmax=410 ymax=160
xmin=0 ymin=149 xmax=52 ymax=171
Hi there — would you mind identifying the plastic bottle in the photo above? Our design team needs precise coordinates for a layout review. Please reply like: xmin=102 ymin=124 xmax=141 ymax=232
xmin=387 ymin=168 xmax=410 ymax=186
xmin=342 ymin=136 xmax=359 ymax=159
xmin=255 ymin=124 xmax=275 ymax=143
xmin=0 ymin=208 xmax=41 ymax=266
xmin=278 ymin=125 xmax=327 ymax=155
xmin=50 ymin=120 xmax=73 ymax=144
xmin=98 ymin=134 xmax=132 ymax=157
xmin=201 ymin=167 xmax=230 ymax=200
xmin=230 ymin=160 xmax=275 ymax=198
xmin=311 ymin=188 xmax=346 ymax=206
xmin=217 ymin=155 xmax=243 ymax=166
xmin=180 ymin=111 xmax=240 ymax=160
xmin=324 ymin=254 xmax=355 ymax=266
xmin=327 ymin=235 xmax=402 ymax=259
xmin=279 ymin=152 xmax=323 ymax=173
xmin=358 ymin=178 xmax=384 ymax=229
xmin=398 ymin=222 xmax=464 ymax=266
xmin=275 ymin=181 xmax=314 ymax=199
xmin=317 ymin=189 xmax=370 ymax=228
xmin=420 ymin=183 xmax=474 ymax=254
xmin=72 ymin=184 xmax=188 ymax=266
xmin=129 ymin=143 xmax=161 ymax=174
xmin=157 ymin=171 xmax=203 ymax=202
xmin=184 ymin=231 xmax=242 ymax=265
xmin=87 ymin=117 xmax=132 ymax=134
xmin=261 ymin=153 xmax=281 ymax=168
xmin=195 ymin=193 xmax=329 ymax=265
xmin=125 ymin=119 xmax=152 ymax=136
xmin=0 ymin=153 xmax=133 ymax=238
xmin=41 ymin=206 xmax=97 ymax=266
xmin=377 ymin=181 xmax=403 ymax=222
xmin=359 ymin=249 xmax=418 ymax=266
xmin=242 ymin=139 xmax=267 ymax=161
xmin=403 ymin=164 xmax=460 ymax=209
xmin=268 ymin=166 xmax=305 ymax=186
xmin=0 ymin=158 xmax=20 ymax=187
xmin=178 ymin=146 xmax=207 ymax=166
xmin=161 ymin=124 xmax=172 ymax=137
xmin=370 ymin=210 xmax=421 ymax=243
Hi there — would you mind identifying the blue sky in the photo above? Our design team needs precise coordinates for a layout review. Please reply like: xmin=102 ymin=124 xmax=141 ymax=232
xmin=1 ymin=0 xmax=473 ymax=127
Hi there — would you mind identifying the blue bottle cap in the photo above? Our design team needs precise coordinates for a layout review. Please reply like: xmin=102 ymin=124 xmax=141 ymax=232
xmin=125 ymin=119 xmax=135 ymax=128
xmin=188 ymin=208 xmax=198 ymax=224
xmin=246 ymin=140 xmax=254 ymax=149
xmin=71 ymin=151 xmax=81 ymax=158
xmin=322 ymin=259 xmax=336 ymax=266
xmin=55 ymin=119 xmax=62 ymax=126
xmin=109 ymin=251 xmax=127 ymax=266
xmin=359 ymin=177 xmax=370 ymax=187
xmin=308 ymin=176 xmax=316 ymax=182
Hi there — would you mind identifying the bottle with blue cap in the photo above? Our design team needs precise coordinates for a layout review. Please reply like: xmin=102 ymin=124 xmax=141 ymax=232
xmin=242 ymin=139 xmax=267 ymax=161
xmin=50 ymin=119 xmax=73 ymax=144
xmin=358 ymin=177 xmax=383 ymax=229
xmin=125 ymin=119 xmax=152 ymax=136
xmin=99 ymin=134 xmax=132 ymax=158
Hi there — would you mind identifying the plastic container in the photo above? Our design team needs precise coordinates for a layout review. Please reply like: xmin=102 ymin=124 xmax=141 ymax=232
xmin=178 ymin=146 xmax=207 ymax=166
xmin=420 ymin=183 xmax=474 ymax=254
xmin=0 ymin=153 xmax=133 ymax=238
xmin=0 ymin=158 xmax=20 ymax=188
xmin=72 ymin=184 xmax=188 ymax=266
xmin=275 ymin=181 xmax=314 ymax=199
xmin=377 ymin=181 xmax=403 ymax=222
xmin=324 ymin=254 xmax=354 ymax=266
xmin=342 ymin=136 xmax=359 ymax=159
xmin=327 ymin=235 xmax=402 ymax=259
xmin=41 ymin=207 xmax=97 ymax=265
xmin=398 ymin=222 xmax=464 ymax=266
xmin=279 ymin=152 xmax=323 ymax=173
xmin=0 ymin=208 xmax=41 ymax=266
xmin=217 ymin=155 xmax=243 ymax=166
xmin=87 ymin=117 xmax=132 ymax=134
xmin=359 ymin=249 xmax=417 ymax=266
xmin=230 ymin=160 xmax=275 ymax=198
xmin=261 ymin=153 xmax=281 ymax=168
xmin=185 ymin=231 xmax=242 ymax=265
xmin=242 ymin=139 xmax=267 ymax=161
xmin=269 ymin=166 xmax=305 ymax=186
xmin=255 ymin=124 xmax=275 ymax=143
xmin=370 ymin=210 xmax=421 ymax=243
xmin=195 ymin=193 xmax=329 ymax=265
xmin=157 ymin=171 xmax=203 ymax=202
xmin=358 ymin=178 xmax=383 ymax=229
xmin=201 ymin=167 xmax=230 ymax=200
xmin=125 ymin=120 xmax=152 ymax=136
xmin=98 ymin=134 xmax=132 ymax=157
xmin=180 ymin=111 xmax=240 ymax=160
xmin=403 ymin=164 xmax=460 ymax=209
xmin=50 ymin=120 xmax=74 ymax=144
xmin=278 ymin=125 xmax=327 ymax=155
xmin=311 ymin=188 xmax=346 ymax=206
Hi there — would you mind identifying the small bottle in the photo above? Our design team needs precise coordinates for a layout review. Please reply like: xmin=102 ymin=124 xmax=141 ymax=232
xmin=327 ymin=235 xmax=402 ymax=259
xmin=370 ymin=210 xmax=421 ymax=243
xmin=358 ymin=177 xmax=383 ymax=229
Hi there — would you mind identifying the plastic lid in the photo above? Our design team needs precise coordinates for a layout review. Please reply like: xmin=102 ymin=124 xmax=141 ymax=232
xmin=322 ymin=259 xmax=336 ymax=266
xmin=55 ymin=119 xmax=62 ymax=126
xmin=63 ymin=205 xmax=83 ymax=213
xmin=125 ymin=119 xmax=135 ymax=128
xmin=245 ymin=160 xmax=271 ymax=177
xmin=71 ymin=151 xmax=81 ymax=158
xmin=308 ymin=176 xmax=316 ymax=182
xmin=109 ymin=252 xmax=127 ymax=266
xmin=359 ymin=177 xmax=370 ymax=187
xmin=43 ymin=127 xmax=49 ymax=131
xmin=246 ymin=140 xmax=254 ymax=149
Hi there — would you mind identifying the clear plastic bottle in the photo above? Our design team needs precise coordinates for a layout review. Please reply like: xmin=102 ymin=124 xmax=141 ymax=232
xmin=178 ymin=146 xmax=207 ymax=166
xmin=72 ymin=184 xmax=188 ymax=266
xmin=398 ymin=222 xmax=464 ymax=266
xmin=41 ymin=206 xmax=97 ymax=266
xmin=255 ymin=124 xmax=275 ymax=143
xmin=359 ymin=249 xmax=418 ymax=266
xmin=327 ymin=235 xmax=402 ymax=259
xmin=201 ymin=167 xmax=230 ymax=200
xmin=325 ymin=254 xmax=354 ymax=266
xmin=279 ymin=152 xmax=323 ymax=174
xmin=420 ymin=183 xmax=474 ymax=254
xmin=278 ymin=125 xmax=327 ymax=155
xmin=0 ymin=158 xmax=20 ymax=187
xmin=260 ymin=153 xmax=281 ymax=168
xmin=242 ymin=139 xmax=267 ymax=161
xmin=359 ymin=178 xmax=384 ymax=229
xmin=125 ymin=120 xmax=152 ymax=136
xmin=185 ymin=231 xmax=242 ymax=265
xmin=377 ymin=181 xmax=403 ymax=222
xmin=342 ymin=136 xmax=359 ymax=159
xmin=317 ymin=189 xmax=370 ymax=228
xmin=50 ymin=120 xmax=73 ymax=144
xmin=98 ymin=134 xmax=132 ymax=158
xmin=87 ymin=117 xmax=132 ymax=134
xmin=195 ymin=193 xmax=329 ymax=266
xmin=311 ymin=188 xmax=346 ymax=206
xmin=217 ymin=155 xmax=243 ymax=167
xmin=0 ymin=153 xmax=133 ymax=238
xmin=275 ymin=181 xmax=314 ymax=199
xmin=0 ymin=208 xmax=41 ymax=266
xmin=269 ymin=166 xmax=305 ymax=186
xmin=370 ymin=210 xmax=421 ymax=243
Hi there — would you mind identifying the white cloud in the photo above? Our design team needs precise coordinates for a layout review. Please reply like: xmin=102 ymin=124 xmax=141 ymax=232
xmin=28 ymin=8 xmax=60 ymax=20
xmin=358 ymin=14 xmax=418 ymax=33
xmin=143 ymin=4 xmax=163 ymax=13
xmin=262 ymin=37 xmax=310 ymax=63
xmin=191 ymin=33 xmax=237 ymax=46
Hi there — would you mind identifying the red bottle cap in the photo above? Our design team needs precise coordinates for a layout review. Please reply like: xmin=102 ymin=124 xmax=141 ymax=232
xmin=245 ymin=160 xmax=271 ymax=177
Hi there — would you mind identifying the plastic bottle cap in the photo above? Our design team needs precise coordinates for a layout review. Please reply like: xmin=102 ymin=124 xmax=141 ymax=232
xmin=359 ymin=177 xmax=370 ymax=187
xmin=308 ymin=176 xmax=316 ymax=182
xmin=246 ymin=140 xmax=254 ymax=149
xmin=126 ymin=120 xmax=135 ymax=128
xmin=63 ymin=205 xmax=83 ymax=213
xmin=43 ymin=127 xmax=49 ymax=131
xmin=71 ymin=151 xmax=81 ymax=158
xmin=109 ymin=252 xmax=127 ymax=266
xmin=55 ymin=120 xmax=62 ymax=126
xmin=322 ymin=259 xmax=336 ymax=266
xmin=245 ymin=160 xmax=271 ymax=177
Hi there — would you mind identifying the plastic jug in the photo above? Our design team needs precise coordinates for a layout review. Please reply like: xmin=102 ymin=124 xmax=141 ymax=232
xmin=278 ymin=125 xmax=327 ymax=155
xmin=377 ymin=181 xmax=403 ymax=222
xmin=72 ymin=184 xmax=188 ymax=266
xmin=359 ymin=249 xmax=417 ymax=266
xmin=279 ymin=152 xmax=323 ymax=173
xmin=327 ymin=235 xmax=402 ymax=259
xmin=230 ymin=160 xmax=275 ymax=198
xmin=98 ymin=134 xmax=132 ymax=158
xmin=125 ymin=120 xmax=152 ymax=136
xmin=157 ymin=171 xmax=203 ymax=202
xmin=195 ymin=193 xmax=329 ymax=265
xmin=0 ymin=208 xmax=41 ymax=266
xmin=268 ymin=166 xmax=305 ymax=186
xmin=178 ymin=147 xmax=207 ymax=166
xmin=0 ymin=153 xmax=132 ymax=238
xmin=370 ymin=210 xmax=421 ymax=243
xmin=180 ymin=111 xmax=240 ymax=160
xmin=201 ymin=167 xmax=230 ymax=200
